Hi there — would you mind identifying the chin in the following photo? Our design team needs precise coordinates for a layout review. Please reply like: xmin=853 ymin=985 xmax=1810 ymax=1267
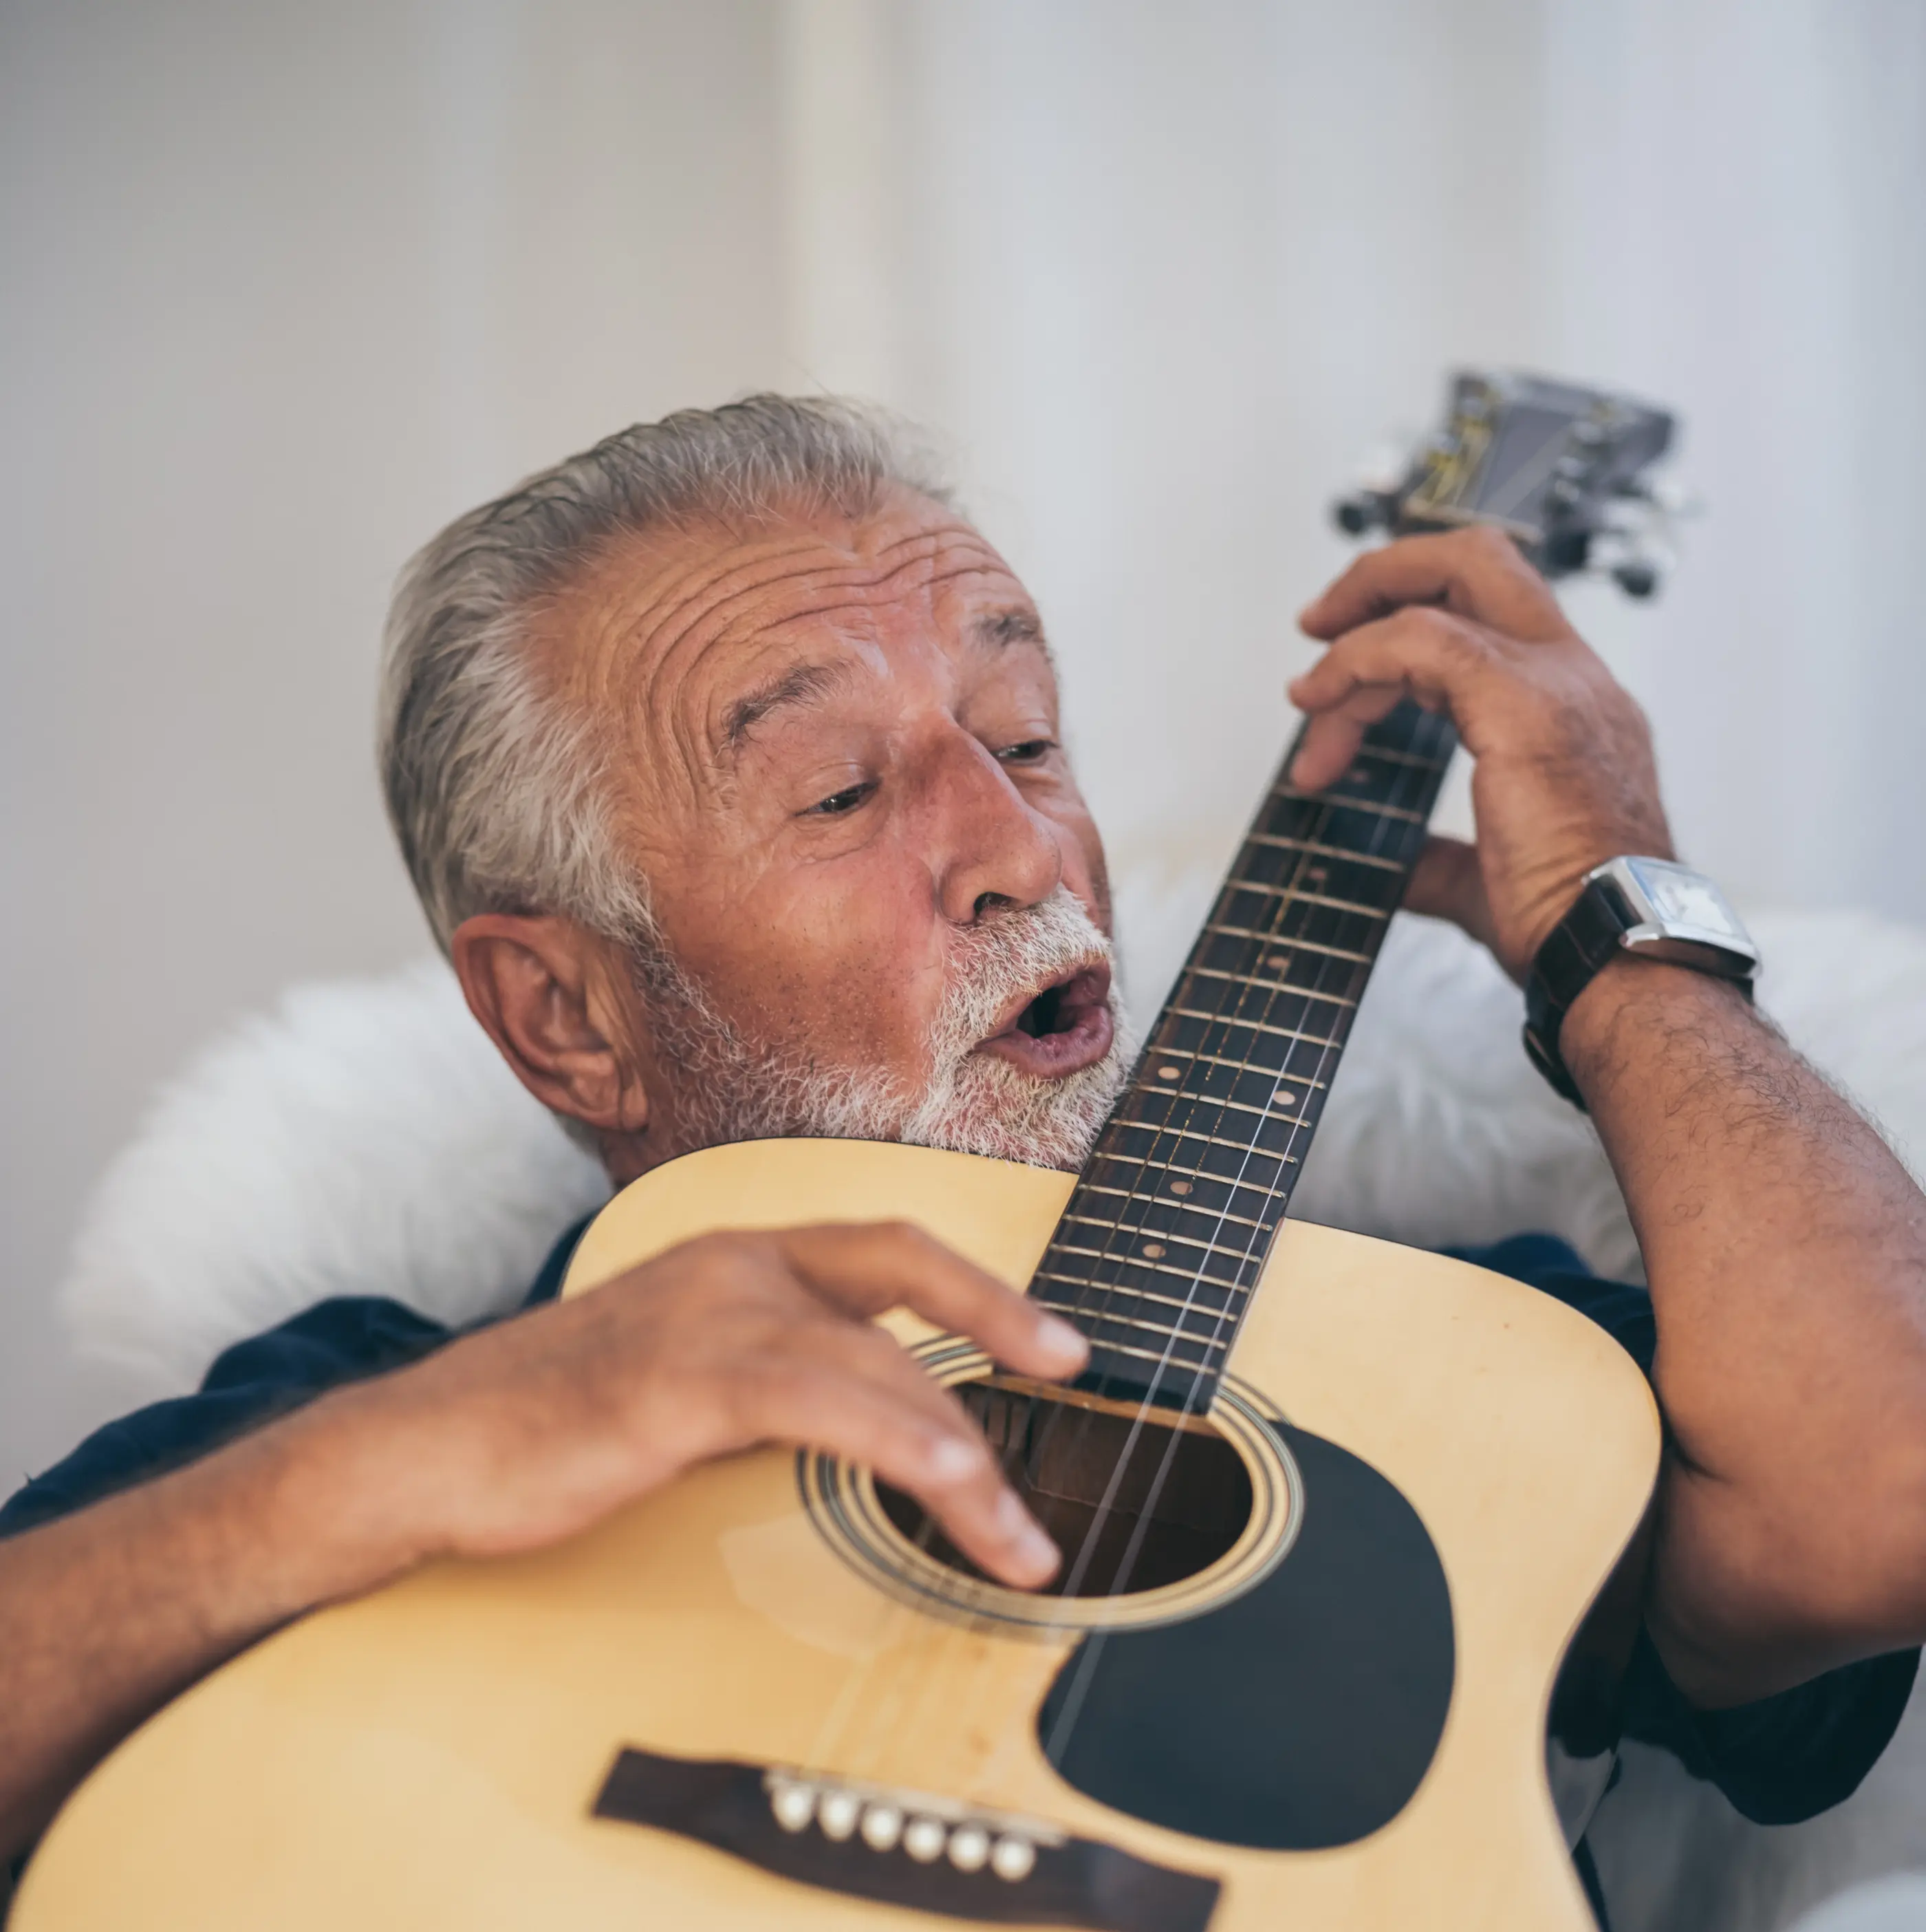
xmin=898 ymin=1042 xmax=1131 ymax=1172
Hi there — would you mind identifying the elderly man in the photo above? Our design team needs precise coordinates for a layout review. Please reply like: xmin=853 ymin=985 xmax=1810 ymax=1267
xmin=5 ymin=397 xmax=1926 ymax=1919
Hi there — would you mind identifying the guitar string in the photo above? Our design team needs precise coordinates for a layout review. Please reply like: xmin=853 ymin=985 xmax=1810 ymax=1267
xmin=1037 ymin=707 xmax=1449 ymax=1762
xmin=812 ymin=745 xmax=1362 ymax=1779
xmin=1038 ymin=709 xmax=1436 ymax=1601
xmin=797 ymin=707 xmax=1447 ymax=1794
xmin=1039 ymin=708 xmax=1449 ymax=1759
xmin=896 ymin=707 xmax=1440 ymax=1785
xmin=813 ymin=733 xmax=1374 ymax=1788
xmin=977 ymin=729 xmax=1370 ymax=1573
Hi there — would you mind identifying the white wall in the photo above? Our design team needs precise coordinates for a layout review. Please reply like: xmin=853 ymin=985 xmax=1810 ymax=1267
xmin=0 ymin=0 xmax=790 ymax=1477
xmin=5 ymin=0 xmax=1923 ymax=1483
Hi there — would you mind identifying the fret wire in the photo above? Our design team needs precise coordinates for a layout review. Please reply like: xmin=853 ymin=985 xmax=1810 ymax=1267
xmin=1063 ymin=1199 xmax=1272 ymax=1237
xmin=1068 ymin=1188 xmax=1273 ymax=1232
xmin=1039 ymin=1247 xmax=1257 ymax=1292
xmin=1161 ymin=1005 xmax=1342 ymax=1052
xmin=1242 ymin=832 xmax=1406 ymax=871
xmin=1318 ymin=740 xmax=1449 ymax=772
xmin=1031 ymin=1296 xmax=1233 ymax=1349
xmin=1074 ymin=1335 xmax=1218 ymax=1373
xmin=1178 ymin=965 xmax=1360 ymax=1007
xmin=1083 ymin=1148 xmax=1297 ymax=1183
xmin=1201 ymin=922 xmax=1374 ymax=963
xmin=1104 ymin=1125 xmax=1307 ymax=1160
xmin=1049 ymin=1236 xmax=1261 ymax=1280
xmin=1222 ymin=879 xmax=1394 ymax=919
xmin=1043 ymin=1268 xmax=1255 ymax=1316
xmin=1125 ymin=1091 xmax=1312 ymax=1130
xmin=1268 ymin=788 xmax=1427 ymax=824
xmin=1135 ymin=1044 xmax=1329 ymax=1084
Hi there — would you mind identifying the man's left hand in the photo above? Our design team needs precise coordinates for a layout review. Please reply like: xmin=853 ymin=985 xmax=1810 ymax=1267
xmin=1288 ymin=526 xmax=1674 ymax=981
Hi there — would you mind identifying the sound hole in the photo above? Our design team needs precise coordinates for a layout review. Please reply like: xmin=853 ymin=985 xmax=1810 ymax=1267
xmin=876 ymin=1382 xmax=1254 ymax=1599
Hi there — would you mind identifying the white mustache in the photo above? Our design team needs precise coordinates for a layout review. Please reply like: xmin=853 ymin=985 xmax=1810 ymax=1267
xmin=634 ymin=885 xmax=1136 ymax=1172
xmin=928 ymin=887 xmax=1114 ymax=1061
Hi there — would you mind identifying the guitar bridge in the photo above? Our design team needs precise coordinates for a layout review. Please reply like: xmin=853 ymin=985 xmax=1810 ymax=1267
xmin=592 ymin=1748 xmax=1220 ymax=1931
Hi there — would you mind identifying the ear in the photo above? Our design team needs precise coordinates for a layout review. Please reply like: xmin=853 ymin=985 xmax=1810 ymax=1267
xmin=450 ymin=913 xmax=651 ymax=1143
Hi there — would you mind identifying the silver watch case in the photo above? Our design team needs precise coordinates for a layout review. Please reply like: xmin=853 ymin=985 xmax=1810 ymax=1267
xmin=1591 ymin=856 xmax=1760 ymax=979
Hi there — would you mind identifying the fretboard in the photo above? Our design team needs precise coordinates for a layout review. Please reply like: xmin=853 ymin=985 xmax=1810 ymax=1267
xmin=1037 ymin=699 xmax=1458 ymax=1413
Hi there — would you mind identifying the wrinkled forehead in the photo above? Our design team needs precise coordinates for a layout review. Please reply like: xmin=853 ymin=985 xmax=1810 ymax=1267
xmin=534 ymin=492 xmax=1050 ymax=766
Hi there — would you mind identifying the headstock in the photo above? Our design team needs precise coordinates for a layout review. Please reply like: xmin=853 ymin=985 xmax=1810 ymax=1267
xmin=1332 ymin=369 xmax=1684 ymax=597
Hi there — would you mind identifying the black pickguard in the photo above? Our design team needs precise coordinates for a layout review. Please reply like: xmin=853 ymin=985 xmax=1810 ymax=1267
xmin=1038 ymin=1425 xmax=1454 ymax=1849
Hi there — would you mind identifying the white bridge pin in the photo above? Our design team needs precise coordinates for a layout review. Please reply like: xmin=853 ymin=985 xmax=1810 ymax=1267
xmin=991 ymin=1835 xmax=1037 ymax=1882
xmin=818 ymin=1789 xmax=861 ymax=1840
xmin=902 ymin=1816 xmax=947 ymax=1863
xmin=859 ymin=1803 xmax=902 ymax=1852
xmin=769 ymin=1781 xmax=816 ymax=1834
xmin=947 ymin=1824 xmax=991 ymax=1873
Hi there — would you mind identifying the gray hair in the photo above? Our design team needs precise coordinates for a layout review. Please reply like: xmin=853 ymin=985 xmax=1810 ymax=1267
xmin=377 ymin=394 xmax=953 ymax=954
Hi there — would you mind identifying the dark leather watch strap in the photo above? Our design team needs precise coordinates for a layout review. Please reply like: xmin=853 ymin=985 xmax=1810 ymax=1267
xmin=1522 ymin=874 xmax=1754 ymax=1111
xmin=1523 ymin=879 xmax=1629 ymax=1110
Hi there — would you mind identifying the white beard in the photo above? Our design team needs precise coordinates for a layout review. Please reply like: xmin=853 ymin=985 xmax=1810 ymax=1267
xmin=633 ymin=888 xmax=1138 ymax=1173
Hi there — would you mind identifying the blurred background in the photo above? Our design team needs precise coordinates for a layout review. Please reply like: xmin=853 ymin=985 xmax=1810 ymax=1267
xmin=3 ymin=0 xmax=1923 ymax=1486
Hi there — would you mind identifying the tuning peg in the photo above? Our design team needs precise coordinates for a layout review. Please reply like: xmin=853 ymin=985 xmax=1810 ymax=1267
xmin=1331 ymin=495 xmax=1381 ymax=537
xmin=1611 ymin=559 xmax=1660 ymax=599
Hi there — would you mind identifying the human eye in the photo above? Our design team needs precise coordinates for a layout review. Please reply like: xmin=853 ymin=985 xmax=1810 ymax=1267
xmin=801 ymin=778 xmax=878 ymax=817
xmin=996 ymin=738 xmax=1058 ymax=765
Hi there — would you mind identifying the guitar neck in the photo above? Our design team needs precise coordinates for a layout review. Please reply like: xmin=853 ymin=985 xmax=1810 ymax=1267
xmin=1036 ymin=699 xmax=1459 ymax=1411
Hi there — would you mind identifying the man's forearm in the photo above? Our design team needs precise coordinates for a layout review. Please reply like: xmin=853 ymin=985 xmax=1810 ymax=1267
xmin=0 ymin=1391 xmax=421 ymax=1862
xmin=1564 ymin=956 xmax=1926 ymax=1700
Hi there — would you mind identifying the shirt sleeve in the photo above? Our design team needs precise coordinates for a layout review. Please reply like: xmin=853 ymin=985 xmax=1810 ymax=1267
xmin=1454 ymin=1233 xmax=1922 ymax=1827
xmin=0 ymin=1296 xmax=451 ymax=1541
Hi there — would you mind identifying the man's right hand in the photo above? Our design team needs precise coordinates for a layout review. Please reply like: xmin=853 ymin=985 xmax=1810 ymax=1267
xmin=0 ymin=1221 xmax=1088 ymax=1863
xmin=323 ymin=1220 xmax=1088 ymax=1589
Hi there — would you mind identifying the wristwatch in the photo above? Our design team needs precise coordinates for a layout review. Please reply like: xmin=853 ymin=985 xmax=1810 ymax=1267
xmin=1523 ymin=856 xmax=1760 ymax=1109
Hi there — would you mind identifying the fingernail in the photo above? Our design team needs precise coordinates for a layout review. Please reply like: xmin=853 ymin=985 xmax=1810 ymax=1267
xmin=927 ymin=1435 xmax=986 ymax=1484
xmin=1035 ymin=1313 xmax=1088 ymax=1371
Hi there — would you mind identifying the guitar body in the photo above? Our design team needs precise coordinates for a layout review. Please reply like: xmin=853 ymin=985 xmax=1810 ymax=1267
xmin=17 ymin=1138 xmax=1658 ymax=1932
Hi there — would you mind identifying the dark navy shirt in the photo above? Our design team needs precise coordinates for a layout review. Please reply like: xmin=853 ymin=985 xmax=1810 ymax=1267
xmin=3 ymin=1227 xmax=1915 ymax=1910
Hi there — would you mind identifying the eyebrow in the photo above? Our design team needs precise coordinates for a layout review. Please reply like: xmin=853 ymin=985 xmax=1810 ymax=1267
xmin=722 ymin=661 xmax=852 ymax=751
xmin=971 ymin=608 xmax=1053 ymax=662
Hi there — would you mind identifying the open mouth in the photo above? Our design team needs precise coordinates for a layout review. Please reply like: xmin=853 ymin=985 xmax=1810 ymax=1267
xmin=975 ymin=963 xmax=1116 ymax=1078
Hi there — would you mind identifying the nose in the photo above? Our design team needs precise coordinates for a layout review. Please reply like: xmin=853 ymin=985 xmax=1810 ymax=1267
xmin=927 ymin=731 xmax=1064 ymax=926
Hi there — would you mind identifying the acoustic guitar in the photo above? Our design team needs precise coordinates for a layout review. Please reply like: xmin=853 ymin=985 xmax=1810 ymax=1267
xmin=17 ymin=372 xmax=1678 ymax=1931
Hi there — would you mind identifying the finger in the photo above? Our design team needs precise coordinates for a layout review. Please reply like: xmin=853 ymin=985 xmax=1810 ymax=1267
xmin=735 ymin=1342 xmax=1062 ymax=1588
xmin=1287 ymin=607 xmax=1504 ymax=757
xmin=1299 ymin=526 xmax=1562 ymax=644
xmin=772 ymin=1222 xmax=1089 ymax=1381
xmin=1286 ymin=683 xmax=1407 ymax=791
xmin=1403 ymin=835 xmax=1504 ymax=963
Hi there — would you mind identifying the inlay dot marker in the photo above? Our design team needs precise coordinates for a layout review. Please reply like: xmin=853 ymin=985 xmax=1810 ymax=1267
xmin=1277 ymin=1090 xmax=1298 ymax=1110
xmin=1157 ymin=1064 xmax=1182 ymax=1081
xmin=1169 ymin=1180 xmax=1192 ymax=1196
xmin=1142 ymin=1242 xmax=1167 ymax=1260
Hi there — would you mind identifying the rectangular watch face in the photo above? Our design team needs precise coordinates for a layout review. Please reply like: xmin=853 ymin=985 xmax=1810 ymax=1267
xmin=1620 ymin=857 xmax=1745 ymax=941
